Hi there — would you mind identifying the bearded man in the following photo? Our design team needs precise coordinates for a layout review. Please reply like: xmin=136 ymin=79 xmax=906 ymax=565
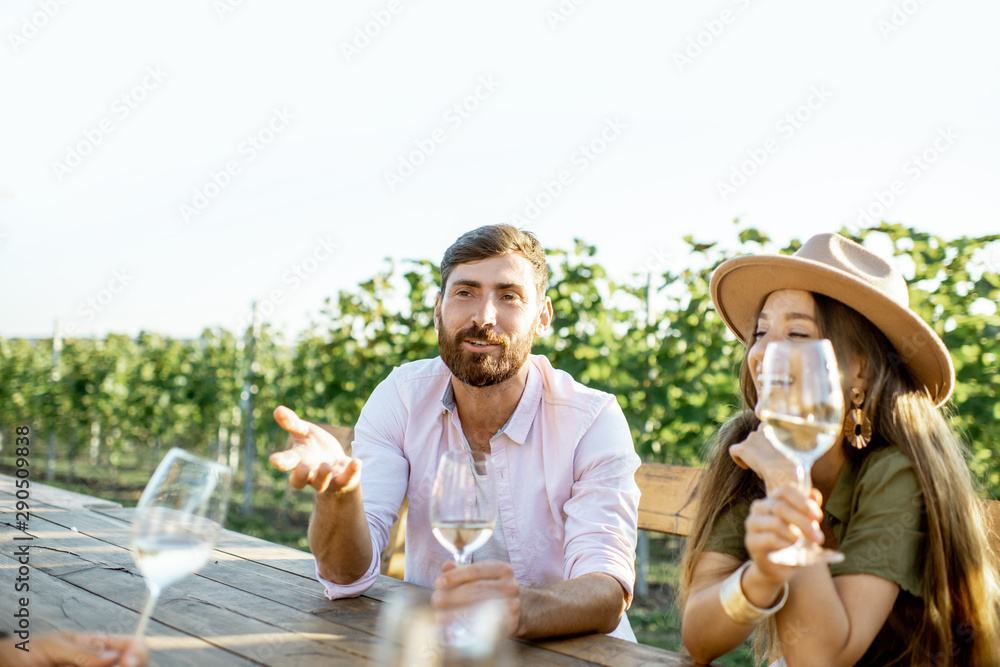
xmin=270 ymin=225 xmax=640 ymax=640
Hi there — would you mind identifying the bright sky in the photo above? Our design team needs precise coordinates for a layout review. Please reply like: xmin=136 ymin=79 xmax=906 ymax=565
xmin=2 ymin=1 xmax=998 ymax=339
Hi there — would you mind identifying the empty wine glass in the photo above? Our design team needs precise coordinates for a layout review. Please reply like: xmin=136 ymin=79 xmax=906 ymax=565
xmin=430 ymin=450 xmax=497 ymax=565
xmin=757 ymin=339 xmax=845 ymax=566
xmin=130 ymin=448 xmax=232 ymax=639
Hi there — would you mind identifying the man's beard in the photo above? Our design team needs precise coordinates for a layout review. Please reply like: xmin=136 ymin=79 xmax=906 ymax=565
xmin=438 ymin=323 xmax=533 ymax=388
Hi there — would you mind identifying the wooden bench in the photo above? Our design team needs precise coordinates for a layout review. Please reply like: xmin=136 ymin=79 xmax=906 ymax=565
xmin=635 ymin=463 xmax=704 ymax=537
xmin=634 ymin=462 xmax=1000 ymax=552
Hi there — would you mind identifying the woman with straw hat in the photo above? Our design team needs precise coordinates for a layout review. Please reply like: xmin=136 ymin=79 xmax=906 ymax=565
xmin=679 ymin=233 xmax=1000 ymax=666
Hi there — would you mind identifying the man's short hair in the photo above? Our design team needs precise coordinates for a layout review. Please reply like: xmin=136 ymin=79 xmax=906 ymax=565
xmin=440 ymin=225 xmax=549 ymax=300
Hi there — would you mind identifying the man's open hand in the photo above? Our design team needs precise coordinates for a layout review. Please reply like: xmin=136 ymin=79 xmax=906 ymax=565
xmin=268 ymin=406 xmax=362 ymax=494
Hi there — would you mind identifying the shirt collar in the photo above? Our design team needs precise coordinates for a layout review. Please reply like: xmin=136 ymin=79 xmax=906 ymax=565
xmin=440 ymin=380 xmax=457 ymax=413
xmin=437 ymin=357 xmax=543 ymax=446
xmin=503 ymin=359 xmax=542 ymax=445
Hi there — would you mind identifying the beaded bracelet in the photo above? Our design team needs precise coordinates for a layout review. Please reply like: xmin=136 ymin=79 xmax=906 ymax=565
xmin=719 ymin=561 xmax=789 ymax=625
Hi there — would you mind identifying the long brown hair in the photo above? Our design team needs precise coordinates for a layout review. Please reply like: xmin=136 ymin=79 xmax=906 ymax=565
xmin=680 ymin=293 xmax=1000 ymax=666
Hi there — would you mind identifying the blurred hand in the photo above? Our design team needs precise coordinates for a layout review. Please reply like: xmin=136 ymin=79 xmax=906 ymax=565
xmin=0 ymin=632 xmax=147 ymax=667
xmin=432 ymin=561 xmax=521 ymax=636
xmin=268 ymin=406 xmax=361 ymax=494
xmin=729 ymin=424 xmax=799 ymax=493
xmin=744 ymin=483 xmax=825 ymax=586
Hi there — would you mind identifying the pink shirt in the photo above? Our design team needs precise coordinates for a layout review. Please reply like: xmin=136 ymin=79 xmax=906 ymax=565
xmin=316 ymin=355 xmax=641 ymax=640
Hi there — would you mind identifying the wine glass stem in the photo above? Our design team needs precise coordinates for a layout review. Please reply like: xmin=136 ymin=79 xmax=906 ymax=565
xmin=795 ymin=462 xmax=811 ymax=497
xmin=133 ymin=585 xmax=161 ymax=640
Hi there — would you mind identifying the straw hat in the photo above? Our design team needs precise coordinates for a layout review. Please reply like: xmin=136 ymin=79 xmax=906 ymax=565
xmin=710 ymin=233 xmax=954 ymax=406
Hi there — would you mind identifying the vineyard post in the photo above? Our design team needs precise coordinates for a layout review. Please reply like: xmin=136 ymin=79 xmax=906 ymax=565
xmin=635 ymin=271 xmax=654 ymax=598
xmin=241 ymin=302 xmax=260 ymax=516
xmin=46 ymin=319 xmax=62 ymax=481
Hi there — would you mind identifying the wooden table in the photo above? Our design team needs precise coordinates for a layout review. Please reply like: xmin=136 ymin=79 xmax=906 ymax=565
xmin=1 ymin=474 xmax=712 ymax=666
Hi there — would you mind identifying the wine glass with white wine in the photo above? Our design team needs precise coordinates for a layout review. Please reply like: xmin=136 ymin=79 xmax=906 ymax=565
xmin=130 ymin=448 xmax=232 ymax=640
xmin=757 ymin=339 xmax=846 ymax=566
xmin=430 ymin=450 xmax=497 ymax=565
xmin=429 ymin=450 xmax=498 ymax=648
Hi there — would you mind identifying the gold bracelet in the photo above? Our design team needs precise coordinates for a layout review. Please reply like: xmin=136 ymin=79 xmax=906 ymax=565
xmin=719 ymin=561 xmax=788 ymax=625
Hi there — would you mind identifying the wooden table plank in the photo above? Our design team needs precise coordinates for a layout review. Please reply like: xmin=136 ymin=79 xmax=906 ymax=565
xmin=0 ymin=549 xmax=244 ymax=666
xmin=533 ymin=634 xmax=705 ymax=667
xmin=28 ymin=509 xmax=608 ymax=666
xmin=0 ymin=474 xmax=122 ymax=511
xmin=47 ymin=510 xmax=593 ymax=666
xmin=2 ymin=510 xmax=384 ymax=665
xmin=361 ymin=571 xmax=710 ymax=666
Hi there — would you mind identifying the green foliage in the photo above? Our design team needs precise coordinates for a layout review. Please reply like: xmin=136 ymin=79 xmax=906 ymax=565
xmin=851 ymin=224 xmax=1000 ymax=492
xmin=1 ymin=223 xmax=997 ymax=500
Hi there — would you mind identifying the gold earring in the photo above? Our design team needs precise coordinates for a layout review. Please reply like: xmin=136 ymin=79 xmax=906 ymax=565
xmin=844 ymin=387 xmax=873 ymax=449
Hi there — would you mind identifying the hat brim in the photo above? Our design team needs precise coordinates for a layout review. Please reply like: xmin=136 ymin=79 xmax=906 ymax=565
xmin=710 ymin=254 xmax=954 ymax=406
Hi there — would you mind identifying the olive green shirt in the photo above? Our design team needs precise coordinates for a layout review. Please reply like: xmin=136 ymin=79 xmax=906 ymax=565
xmin=705 ymin=445 xmax=926 ymax=665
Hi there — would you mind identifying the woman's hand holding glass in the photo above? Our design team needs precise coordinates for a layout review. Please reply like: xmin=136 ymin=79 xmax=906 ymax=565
xmin=729 ymin=425 xmax=802 ymax=494
xmin=753 ymin=339 xmax=845 ymax=567
xmin=743 ymin=485 xmax=826 ymax=589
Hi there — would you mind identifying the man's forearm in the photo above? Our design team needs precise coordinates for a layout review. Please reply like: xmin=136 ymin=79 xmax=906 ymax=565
xmin=308 ymin=486 xmax=374 ymax=584
xmin=516 ymin=573 xmax=627 ymax=639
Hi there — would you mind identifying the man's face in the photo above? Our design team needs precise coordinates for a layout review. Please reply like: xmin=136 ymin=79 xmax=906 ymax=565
xmin=435 ymin=254 xmax=551 ymax=388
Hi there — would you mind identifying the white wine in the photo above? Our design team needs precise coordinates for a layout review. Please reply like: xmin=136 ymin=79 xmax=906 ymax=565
xmin=763 ymin=414 xmax=839 ymax=459
xmin=135 ymin=534 xmax=212 ymax=589
xmin=432 ymin=520 xmax=494 ymax=562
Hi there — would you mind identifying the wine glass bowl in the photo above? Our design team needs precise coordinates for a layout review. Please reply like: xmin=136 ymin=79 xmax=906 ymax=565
xmin=430 ymin=451 xmax=497 ymax=565
xmin=757 ymin=339 xmax=845 ymax=566
xmin=130 ymin=448 xmax=232 ymax=638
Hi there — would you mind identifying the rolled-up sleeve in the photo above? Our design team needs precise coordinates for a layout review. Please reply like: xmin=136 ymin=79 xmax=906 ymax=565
xmin=561 ymin=397 xmax=641 ymax=606
xmin=316 ymin=369 xmax=410 ymax=599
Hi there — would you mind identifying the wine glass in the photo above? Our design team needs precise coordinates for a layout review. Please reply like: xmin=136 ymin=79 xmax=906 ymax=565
xmin=757 ymin=339 xmax=845 ymax=566
xmin=429 ymin=450 xmax=499 ymax=648
xmin=130 ymin=448 xmax=232 ymax=639
xmin=430 ymin=450 xmax=497 ymax=565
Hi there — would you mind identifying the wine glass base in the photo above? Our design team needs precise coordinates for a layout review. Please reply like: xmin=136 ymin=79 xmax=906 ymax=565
xmin=768 ymin=543 xmax=844 ymax=566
